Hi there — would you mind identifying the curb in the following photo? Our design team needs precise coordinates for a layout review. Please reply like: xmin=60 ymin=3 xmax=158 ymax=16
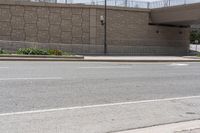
xmin=0 ymin=55 xmax=200 ymax=62
xmin=1 ymin=58 xmax=200 ymax=62
xmin=0 ymin=54 xmax=84 ymax=58
xmin=0 ymin=58 xmax=84 ymax=61
xmin=0 ymin=55 xmax=84 ymax=61
xmin=83 ymin=59 xmax=200 ymax=62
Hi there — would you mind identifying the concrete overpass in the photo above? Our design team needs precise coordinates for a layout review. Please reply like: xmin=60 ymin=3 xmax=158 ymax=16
xmin=150 ymin=3 xmax=200 ymax=27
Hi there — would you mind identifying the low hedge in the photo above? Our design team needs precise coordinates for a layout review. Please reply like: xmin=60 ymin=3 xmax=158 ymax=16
xmin=17 ymin=48 xmax=49 ymax=55
xmin=0 ymin=49 xmax=3 ymax=54
xmin=16 ymin=48 xmax=64 ymax=55
xmin=0 ymin=48 xmax=8 ymax=54
xmin=48 ymin=49 xmax=63 ymax=55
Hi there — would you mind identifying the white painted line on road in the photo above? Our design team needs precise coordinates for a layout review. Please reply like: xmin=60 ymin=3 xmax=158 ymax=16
xmin=0 ymin=77 xmax=63 ymax=81
xmin=79 ymin=66 xmax=132 ymax=69
xmin=169 ymin=63 xmax=189 ymax=66
xmin=0 ymin=95 xmax=200 ymax=117
xmin=0 ymin=67 xmax=9 ymax=69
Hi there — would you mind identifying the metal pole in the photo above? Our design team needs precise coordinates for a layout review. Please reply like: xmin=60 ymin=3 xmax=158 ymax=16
xmin=125 ymin=0 xmax=128 ymax=7
xmin=147 ymin=2 xmax=150 ymax=9
xmin=104 ymin=0 xmax=107 ymax=54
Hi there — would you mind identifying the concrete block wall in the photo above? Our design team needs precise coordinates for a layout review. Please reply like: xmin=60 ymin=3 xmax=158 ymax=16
xmin=0 ymin=0 xmax=190 ymax=55
xmin=96 ymin=8 xmax=190 ymax=55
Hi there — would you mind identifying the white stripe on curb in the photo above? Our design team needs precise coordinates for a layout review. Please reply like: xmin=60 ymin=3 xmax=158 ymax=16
xmin=0 ymin=95 xmax=200 ymax=117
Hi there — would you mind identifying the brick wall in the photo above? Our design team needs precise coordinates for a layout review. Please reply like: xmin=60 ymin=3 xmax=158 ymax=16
xmin=0 ymin=1 xmax=190 ymax=55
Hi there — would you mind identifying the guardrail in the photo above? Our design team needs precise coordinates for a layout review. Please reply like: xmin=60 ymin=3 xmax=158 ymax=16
xmin=93 ymin=0 xmax=150 ymax=8
xmin=19 ymin=0 xmax=200 ymax=9
xmin=150 ymin=0 xmax=200 ymax=8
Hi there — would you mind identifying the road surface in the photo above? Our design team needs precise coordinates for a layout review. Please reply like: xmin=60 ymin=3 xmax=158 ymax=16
xmin=0 ymin=61 xmax=200 ymax=133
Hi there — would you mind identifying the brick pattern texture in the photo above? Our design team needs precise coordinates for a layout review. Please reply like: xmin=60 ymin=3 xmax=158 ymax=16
xmin=0 ymin=1 xmax=190 ymax=55
xmin=0 ymin=5 xmax=89 ymax=44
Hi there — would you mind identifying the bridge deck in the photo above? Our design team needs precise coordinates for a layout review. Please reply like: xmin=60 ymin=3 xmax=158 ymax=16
xmin=150 ymin=3 xmax=200 ymax=26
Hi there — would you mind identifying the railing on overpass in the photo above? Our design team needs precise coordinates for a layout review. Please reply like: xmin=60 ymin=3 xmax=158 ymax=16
xmin=17 ymin=0 xmax=200 ymax=9
xmin=150 ymin=0 xmax=200 ymax=8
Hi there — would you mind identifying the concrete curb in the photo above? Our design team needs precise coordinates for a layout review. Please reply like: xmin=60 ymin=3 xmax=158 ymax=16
xmin=0 ymin=55 xmax=200 ymax=62
xmin=83 ymin=56 xmax=200 ymax=62
xmin=0 ymin=55 xmax=84 ymax=61
xmin=0 ymin=54 xmax=84 ymax=58
xmin=83 ymin=59 xmax=200 ymax=62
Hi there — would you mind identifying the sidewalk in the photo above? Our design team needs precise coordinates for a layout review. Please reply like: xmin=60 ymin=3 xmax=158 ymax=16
xmin=116 ymin=120 xmax=200 ymax=133
xmin=84 ymin=56 xmax=200 ymax=62
xmin=0 ymin=54 xmax=84 ymax=61
xmin=0 ymin=55 xmax=200 ymax=62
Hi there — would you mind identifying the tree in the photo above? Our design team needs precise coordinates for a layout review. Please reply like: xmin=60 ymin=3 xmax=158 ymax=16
xmin=190 ymin=30 xmax=200 ymax=44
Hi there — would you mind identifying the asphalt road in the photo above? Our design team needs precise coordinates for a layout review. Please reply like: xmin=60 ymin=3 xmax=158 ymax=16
xmin=0 ymin=61 xmax=200 ymax=114
xmin=1 ymin=61 xmax=200 ymax=133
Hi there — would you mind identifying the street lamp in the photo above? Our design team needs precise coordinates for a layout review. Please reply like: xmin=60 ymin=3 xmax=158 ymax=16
xmin=100 ymin=0 xmax=107 ymax=54
xmin=102 ymin=0 xmax=107 ymax=54
xmin=104 ymin=0 xmax=107 ymax=54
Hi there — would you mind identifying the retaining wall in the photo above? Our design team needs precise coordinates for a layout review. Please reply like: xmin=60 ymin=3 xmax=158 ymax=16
xmin=0 ymin=0 xmax=190 ymax=55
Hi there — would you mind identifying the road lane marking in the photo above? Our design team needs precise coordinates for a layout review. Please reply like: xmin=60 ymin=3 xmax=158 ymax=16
xmin=79 ymin=66 xmax=132 ymax=69
xmin=169 ymin=63 xmax=189 ymax=66
xmin=0 ymin=95 xmax=200 ymax=117
xmin=0 ymin=67 xmax=9 ymax=69
xmin=0 ymin=77 xmax=63 ymax=81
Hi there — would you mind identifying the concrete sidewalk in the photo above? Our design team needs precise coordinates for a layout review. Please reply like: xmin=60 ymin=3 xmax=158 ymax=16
xmin=0 ymin=55 xmax=200 ymax=62
xmin=116 ymin=120 xmax=200 ymax=133
xmin=84 ymin=56 xmax=200 ymax=62
xmin=0 ymin=54 xmax=84 ymax=61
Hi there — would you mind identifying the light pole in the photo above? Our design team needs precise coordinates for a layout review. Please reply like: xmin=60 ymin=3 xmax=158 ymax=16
xmin=104 ymin=0 xmax=107 ymax=54
xmin=125 ymin=0 xmax=128 ymax=7
xmin=100 ymin=0 xmax=107 ymax=54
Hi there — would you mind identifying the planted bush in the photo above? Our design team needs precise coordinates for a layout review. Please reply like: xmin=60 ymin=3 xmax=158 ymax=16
xmin=17 ymin=48 xmax=49 ymax=55
xmin=16 ymin=48 xmax=65 ymax=56
xmin=190 ymin=30 xmax=200 ymax=44
xmin=0 ymin=48 xmax=8 ymax=54
xmin=48 ymin=49 xmax=63 ymax=55
xmin=0 ymin=49 xmax=3 ymax=54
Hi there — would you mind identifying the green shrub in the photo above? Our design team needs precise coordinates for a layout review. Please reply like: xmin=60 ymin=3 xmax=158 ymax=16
xmin=17 ymin=48 xmax=49 ymax=55
xmin=0 ymin=48 xmax=8 ymax=54
xmin=0 ymin=49 xmax=3 ymax=54
xmin=48 ymin=49 xmax=63 ymax=55
xmin=16 ymin=48 xmax=66 ymax=56
xmin=190 ymin=30 xmax=200 ymax=44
